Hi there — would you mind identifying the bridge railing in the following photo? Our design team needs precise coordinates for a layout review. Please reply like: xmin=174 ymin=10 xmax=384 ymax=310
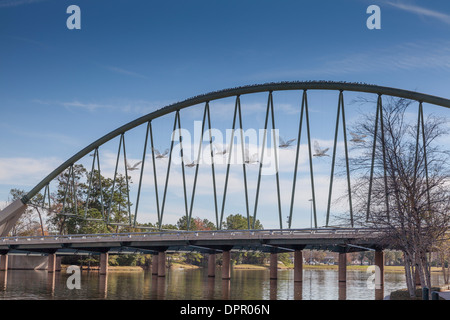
xmin=0 ymin=227 xmax=379 ymax=243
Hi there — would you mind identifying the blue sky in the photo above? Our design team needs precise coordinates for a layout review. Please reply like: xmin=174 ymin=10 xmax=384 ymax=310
xmin=1 ymin=0 xmax=450 ymax=228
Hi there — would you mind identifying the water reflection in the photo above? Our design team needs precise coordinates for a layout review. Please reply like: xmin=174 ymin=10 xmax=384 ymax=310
xmin=338 ymin=282 xmax=347 ymax=300
xmin=0 ymin=271 xmax=7 ymax=291
xmin=0 ymin=268 xmax=444 ymax=300
xmin=46 ymin=272 xmax=56 ymax=296
xmin=294 ymin=281 xmax=302 ymax=300
xmin=99 ymin=274 xmax=108 ymax=299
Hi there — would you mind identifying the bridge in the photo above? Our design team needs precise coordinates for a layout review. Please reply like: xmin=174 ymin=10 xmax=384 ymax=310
xmin=0 ymin=227 xmax=385 ymax=287
xmin=0 ymin=81 xmax=448 ymax=295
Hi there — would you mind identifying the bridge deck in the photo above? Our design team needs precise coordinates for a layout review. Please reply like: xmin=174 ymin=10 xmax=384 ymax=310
xmin=0 ymin=228 xmax=386 ymax=255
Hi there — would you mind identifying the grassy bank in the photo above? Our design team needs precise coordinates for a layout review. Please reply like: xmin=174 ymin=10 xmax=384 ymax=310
xmin=234 ymin=264 xmax=443 ymax=273
xmin=61 ymin=265 xmax=145 ymax=272
xmin=62 ymin=263 xmax=444 ymax=274
xmin=390 ymin=286 xmax=449 ymax=300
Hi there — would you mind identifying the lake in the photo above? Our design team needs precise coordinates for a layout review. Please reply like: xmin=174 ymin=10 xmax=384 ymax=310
xmin=0 ymin=267 xmax=444 ymax=300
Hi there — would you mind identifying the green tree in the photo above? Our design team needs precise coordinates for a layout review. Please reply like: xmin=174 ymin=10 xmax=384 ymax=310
xmin=224 ymin=214 xmax=263 ymax=230
xmin=49 ymin=164 xmax=133 ymax=235
xmin=177 ymin=216 xmax=216 ymax=231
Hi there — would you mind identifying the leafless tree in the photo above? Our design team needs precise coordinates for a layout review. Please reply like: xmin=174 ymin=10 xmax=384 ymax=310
xmin=342 ymin=96 xmax=450 ymax=297
xmin=7 ymin=188 xmax=46 ymax=236
xmin=436 ymin=239 xmax=450 ymax=285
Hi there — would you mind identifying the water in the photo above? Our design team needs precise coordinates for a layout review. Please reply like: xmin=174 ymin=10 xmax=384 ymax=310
xmin=0 ymin=268 xmax=444 ymax=300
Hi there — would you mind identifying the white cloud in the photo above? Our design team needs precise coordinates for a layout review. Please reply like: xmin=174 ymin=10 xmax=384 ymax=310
xmin=0 ymin=157 xmax=62 ymax=187
xmin=386 ymin=1 xmax=450 ymax=25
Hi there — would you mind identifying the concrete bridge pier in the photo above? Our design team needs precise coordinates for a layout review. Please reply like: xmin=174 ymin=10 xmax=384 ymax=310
xmin=294 ymin=250 xmax=303 ymax=282
xmin=0 ymin=254 xmax=8 ymax=272
xmin=99 ymin=274 xmax=108 ymax=299
xmin=208 ymin=253 xmax=216 ymax=277
xmin=151 ymin=254 xmax=158 ymax=275
xmin=157 ymin=251 xmax=166 ymax=277
xmin=222 ymin=250 xmax=231 ymax=280
xmin=374 ymin=249 xmax=385 ymax=300
xmin=99 ymin=253 xmax=109 ymax=275
xmin=375 ymin=250 xmax=384 ymax=288
xmin=270 ymin=253 xmax=278 ymax=280
xmin=338 ymin=252 xmax=347 ymax=283
xmin=47 ymin=253 xmax=57 ymax=273
xmin=55 ymin=256 xmax=62 ymax=272
xmin=0 ymin=266 xmax=7 ymax=290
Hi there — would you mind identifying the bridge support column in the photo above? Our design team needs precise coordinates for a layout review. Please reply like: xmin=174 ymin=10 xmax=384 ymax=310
xmin=222 ymin=250 xmax=231 ymax=280
xmin=48 ymin=253 xmax=56 ymax=273
xmin=375 ymin=250 xmax=384 ymax=288
xmin=0 ymin=254 xmax=8 ymax=272
xmin=338 ymin=253 xmax=347 ymax=283
xmin=55 ymin=256 xmax=62 ymax=272
xmin=152 ymin=254 xmax=158 ymax=275
xmin=100 ymin=253 xmax=109 ymax=275
xmin=294 ymin=250 xmax=303 ymax=282
xmin=208 ymin=253 xmax=216 ymax=277
xmin=158 ymin=251 xmax=166 ymax=277
xmin=270 ymin=253 xmax=278 ymax=280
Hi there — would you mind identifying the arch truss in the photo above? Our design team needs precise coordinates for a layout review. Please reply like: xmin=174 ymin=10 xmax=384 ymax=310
xmin=1 ymin=81 xmax=449 ymax=236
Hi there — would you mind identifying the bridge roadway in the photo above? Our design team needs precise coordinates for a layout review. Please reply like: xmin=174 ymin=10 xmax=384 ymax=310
xmin=0 ymin=228 xmax=385 ymax=256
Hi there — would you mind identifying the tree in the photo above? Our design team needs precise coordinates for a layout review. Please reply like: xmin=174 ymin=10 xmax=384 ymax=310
xmin=224 ymin=214 xmax=263 ymax=230
xmin=345 ymin=96 xmax=450 ymax=297
xmin=6 ymin=188 xmax=45 ymax=236
xmin=176 ymin=216 xmax=215 ymax=231
xmin=48 ymin=164 xmax=134 ymax=235
xmin=436 ymin=238 xmax=450 ymax=284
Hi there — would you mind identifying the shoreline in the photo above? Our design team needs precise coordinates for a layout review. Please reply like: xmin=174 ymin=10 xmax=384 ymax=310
xmin=233 ymin=264 xmax=443 ymax=273
xmin=64 ymin=264 xmax=444 ymax=274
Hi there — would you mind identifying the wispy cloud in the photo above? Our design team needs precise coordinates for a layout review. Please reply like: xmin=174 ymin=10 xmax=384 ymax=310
xmin=0 ymin=121 xmax=82 ymax=147
xmin=60 ymin=101 xmax=114 ymax=112
xmin=2 ymin=35 xmax=48 ymax=48
xmin=251 ymin=39 xmax=450 ymax=79
xmin=386 ymin=1 xmax=450 ymax=25
xmin=0 ymin=0 xmax=47 ymax=8
xmin=33 ymin=99 xmax=114 ymax=112
xmin=102 ymin=65 xmax=149 ymax=79
xmin=32 ymin=98 xmax=167 ymax=115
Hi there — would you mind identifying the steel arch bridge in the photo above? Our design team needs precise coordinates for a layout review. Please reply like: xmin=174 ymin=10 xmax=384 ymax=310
xmin=1 ymin=81 xmax=449 ymax=237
